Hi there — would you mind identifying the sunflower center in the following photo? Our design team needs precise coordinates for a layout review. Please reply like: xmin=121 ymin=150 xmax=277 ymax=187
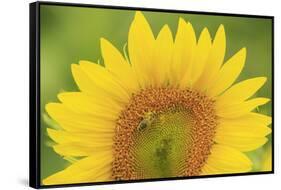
xmin=131 ymin=109 xmax=194 ymax=178
xmin=112 ymin=88 xmax=217 ymax=180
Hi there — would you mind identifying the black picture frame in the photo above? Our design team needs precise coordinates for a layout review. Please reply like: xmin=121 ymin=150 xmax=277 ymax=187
xmin=29 ymin=1 xmax=274 ymax=189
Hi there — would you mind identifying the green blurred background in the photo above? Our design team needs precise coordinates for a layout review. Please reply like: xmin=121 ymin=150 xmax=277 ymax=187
xmin=40 ymin=4 xmax=272 ymax=182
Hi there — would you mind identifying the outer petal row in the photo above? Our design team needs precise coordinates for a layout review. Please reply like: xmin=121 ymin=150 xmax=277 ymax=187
xmin=201 ymin=145 xmax=252 ymax=175
xmin=42 ymin=151 xmax=113 ymax=185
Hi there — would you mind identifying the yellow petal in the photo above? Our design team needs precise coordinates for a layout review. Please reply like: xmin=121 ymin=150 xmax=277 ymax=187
xmin=191 ymin=27 xmax=212 ymax=85
xmin=94 ymin=170 xmax=112 ymax=182
xmin=201 ymin=145 xmax=252 ymax=175
xmin=201 ymin=163 xmax=215 ymax=175
xmin=100 ymin=38 xmax=139 ymax=93
xmin=128 ymin=11 xmax=155 ymax=88
xmin=53 ymin=143 xmax=112 ymax=157
xmin=216 ymin=77 xmax=267 ymax=107
xmin=216 ymin=98 xmax=270 ymax=118
xmin=47 ymin=128 xmax=113 ymax=145
xmin=45 ymin=103 xmax=115 ymax=133
xmin=71 ymin=64 xmax=98 ymax=94
xmin=215 ymin=136 xmax=268 ymax=152
xmin=71 ymin=64 xmax=128 ymax=105
xmin=219 ymin=112 xmax=272 ymax=127
xmin=194 ymin=25 xmax=226 ymax=91
xmin=207 ymin=48 xmax=247 ymax=97
xmin=78 ymin=61 xmax=130 ymax=104
xmin=243 ymin=112 xmax=272 ymax=126
xmin=152 ymin=24 xmax=173 ymax=86
xmin=216 ymin=120 xmax=272 ymax=137
xmin=214 ymin=121 xmax=271 ymax=151
xmin=171 ymin=18 xmax=196 ymax=86
xmin=42 ymin=152 xmax=113 ymax=185
xmin=57 ymin=92 xmax=120 ymax=119
xmin=261 ymin=146 xmax=272 ymax=171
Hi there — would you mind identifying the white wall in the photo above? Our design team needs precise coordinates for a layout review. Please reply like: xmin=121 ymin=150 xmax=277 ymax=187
xmin=0 ymin=0 xmax=279 ymax=189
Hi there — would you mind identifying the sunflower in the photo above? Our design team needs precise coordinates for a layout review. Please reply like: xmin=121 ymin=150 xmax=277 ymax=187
xmin=43 ymin=11 xmax=272 ymax=185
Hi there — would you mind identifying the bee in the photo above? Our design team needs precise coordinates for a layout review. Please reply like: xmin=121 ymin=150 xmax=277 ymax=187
xmin=137 ymin=112 xmax=156 ymax=131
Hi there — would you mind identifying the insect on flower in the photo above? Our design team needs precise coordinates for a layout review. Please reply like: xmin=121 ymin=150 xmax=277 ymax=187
xmin=137 ymin=112 xmax=157 ymax=131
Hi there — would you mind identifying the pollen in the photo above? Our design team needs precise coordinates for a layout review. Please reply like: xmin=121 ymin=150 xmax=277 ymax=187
xmin=112 ymin=88 xmax=217 ymax=180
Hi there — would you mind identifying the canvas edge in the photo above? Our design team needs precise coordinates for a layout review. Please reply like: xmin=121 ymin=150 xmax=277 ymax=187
xmin=29 ymin=2 xmax=41 ymax=189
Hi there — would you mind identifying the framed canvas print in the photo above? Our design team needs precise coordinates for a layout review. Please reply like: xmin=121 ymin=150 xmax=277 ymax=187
xmin=29 ymin=1 xmax=274 ymax=188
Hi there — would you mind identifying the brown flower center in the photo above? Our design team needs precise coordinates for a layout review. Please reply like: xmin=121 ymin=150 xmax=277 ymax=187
xmin=112 ymin=88 xmax=217 ymax=180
